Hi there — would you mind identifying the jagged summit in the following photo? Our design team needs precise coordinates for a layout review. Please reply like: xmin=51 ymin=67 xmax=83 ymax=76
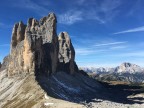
xmin=116 ymin=62 xmax=143 ymax=73
xmin=81 ymin=62 xmax=144 ymax=74
xmin=6 ymin=13 xmax=78 ymax=77
xmin=120 ymin=62 xmax=138 ymax=67
xmin=0 ymin=62 xmax=1 ymax=68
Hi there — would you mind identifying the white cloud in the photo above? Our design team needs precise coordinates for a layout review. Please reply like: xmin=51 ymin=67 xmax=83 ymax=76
xmin=74 ymin=40 xmax=128 ymax=56
xmin=76 ymin=51 xmax=144 ymax=67
xmin=113 ymin=26 xmax=144 ymax=34
xmin=58 ymin=11 xmax=83 ymax=25
xmin=0 ymin=44 xmax=10 ymax=47
xmin=100 ymin=0 xmax=121 ymax=12
xmin=87 ymin=0 xmax=121 ymax=24
xmin=0 ymin=23 xmax=12 ymax=28
xmin=75 ymin=48 xmax=107 ymax=55
xmin=75 ymin=48 xmax=94 ymax=55
xmin=110 ymin=46 xmax=127 ymax=50
xmin=12 ymin=0 xmax=49 ymax=16
xmin=77 ymin=62 xmax=120 ymax=68
xmin=58 ymin=0 xmax=122 ymax=25
xmin=94 ymin=41 xmax=127 ymax=47
xmin=9 ymin=0 xmax=122 ymax=24
xmin=115 ymin=51 xmax=144 ymax=57
xmin=76 ymin=0 xmax=85 ymax=5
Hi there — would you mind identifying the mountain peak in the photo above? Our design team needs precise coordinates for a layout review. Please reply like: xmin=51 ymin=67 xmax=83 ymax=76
xmin=3 ymin=13 xmax=78 ymax=77
xmin=120 ymin=62 xmax=138 ymax=67
xmin=116 ymin=62 xmax=142 ymax=73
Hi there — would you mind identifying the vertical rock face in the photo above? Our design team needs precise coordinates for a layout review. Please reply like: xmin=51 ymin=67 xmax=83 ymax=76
xmin=9 ymin=21 xmax=25 ymax=76
xmin=1 ymin=56 xmax=9 ymax=70
xmin=11 ymin=21 xmax=26 ymax=51
xmin=58 ymin=32 xmax=78 ymax=74
xmin=0 ymin=62 xmax=1 ymax=69
xmin=7 ymin=13 xmax=78 ymax=77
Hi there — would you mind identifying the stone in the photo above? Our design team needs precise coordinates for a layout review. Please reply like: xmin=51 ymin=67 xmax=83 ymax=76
xmin=11 ymin=21 xmax=26 ymax=52
xmin=1 ymin=55 xmax=9 ymax=70
xmin=7 ymin=13 xmax=78 ymax=77
xmin=8 ymin=21 xmax=26 ymax=76
xmin=58 ymin=32 xmax=78 ymax=74
xmin=0 ymin=62 xmax=1 ymax=68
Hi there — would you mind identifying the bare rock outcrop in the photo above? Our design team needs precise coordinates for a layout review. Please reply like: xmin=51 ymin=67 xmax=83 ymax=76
xmin=11 ymin=21 xmax=26 ymax=50
xmin=58 ymin=32 xmax=78 ymax=74
xmin=0 ymin=56 xmax=9 ymax=70
xmin=7 ymin=13 xmax=78 ymax=77
xmin=0 ymin=62 xmax=1 ymax=69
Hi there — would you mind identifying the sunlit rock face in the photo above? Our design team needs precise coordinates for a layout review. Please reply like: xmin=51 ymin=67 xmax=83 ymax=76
xmin=7 ymin=13 xmax=78 ymax=77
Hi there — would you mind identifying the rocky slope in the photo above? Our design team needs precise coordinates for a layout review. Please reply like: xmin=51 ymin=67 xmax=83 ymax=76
xmin=0 ymin=69 xmax=103 ymax=108
xmin=1 ymin=69 xmax=144 ymax=108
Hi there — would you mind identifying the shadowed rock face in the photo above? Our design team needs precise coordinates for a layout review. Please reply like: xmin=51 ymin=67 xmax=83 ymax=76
xmin=1 ymin=56 xmax=9 ymax=70
xmin=58 ymin=32 xmax=78 ymax=74
xmin=6 ymin=13 xmax=78 ymax=77
xmin=0 ymin=62 xmax=1 ymax=68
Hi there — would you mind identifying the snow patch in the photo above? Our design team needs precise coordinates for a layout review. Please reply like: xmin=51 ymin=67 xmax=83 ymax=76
xmin=44 ymin=94 xmax=49 ymax=100
xmin=44 ymin=103 xmax=54 ymax=106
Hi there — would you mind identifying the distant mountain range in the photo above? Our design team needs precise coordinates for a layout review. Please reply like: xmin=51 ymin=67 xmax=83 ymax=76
xmin=80 ymin=62 xmax=144 ymax=83
xmin=80 ymin=62 xmax=144 ymax=74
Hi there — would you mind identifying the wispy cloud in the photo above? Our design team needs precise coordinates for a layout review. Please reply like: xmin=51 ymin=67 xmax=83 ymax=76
xmin=75 ymin=48 xmax=107 ymax=55
xmin=113 ymin=26 xmax=144 ymax=34
xmin=9 ymin=0 xmax=122 ymax=24
xmin=110 ymin=46 xmax=127 ymax=50
xmin=0 ymin=23 xmax=12 ymax=29
xmin=58 ymin=10 xmax=83 ymax=25
xmin=0 ymin=44 xmax=10 ymax=47
xmin=74 ymin=40 xmax=128 ymax=56
xmin=12 ymin=0 xmax=49 ymax=16
xmin=113 ymin=51 xmax=144 ymax=57
xmin=94 ymin=41 xmax=127 ymax=47
xmin=58 ymin=0 xmax=122 ymax=25
xmin=77 ymin=62 xmax=121 ymax=68
xmin=88 ymin=0 xmax=122 ymax=24
xmin=76 ymin=0 xmax=86 ymax=5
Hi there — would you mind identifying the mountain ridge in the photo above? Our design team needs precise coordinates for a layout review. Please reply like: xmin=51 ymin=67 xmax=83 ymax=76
xmin=80 ymin=62 xmax=144 ymax=74
xmin=81 ymin=62 xmax=144 ymax=83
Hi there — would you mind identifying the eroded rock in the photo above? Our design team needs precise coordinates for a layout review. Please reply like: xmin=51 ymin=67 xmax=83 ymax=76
xmin=0 ymin=62 xmax=1 ymax=69
xmin=58 ymin=32 xmax=78 ymax=74
xmin=7 ymin=13 xmax=78 ymax=77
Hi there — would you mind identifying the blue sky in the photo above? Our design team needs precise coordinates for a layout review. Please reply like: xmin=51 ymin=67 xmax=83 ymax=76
xmin=0 ymin=0 xmax=144 ymax=67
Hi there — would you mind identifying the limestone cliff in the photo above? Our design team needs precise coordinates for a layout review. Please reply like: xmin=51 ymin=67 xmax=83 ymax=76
xmin=0 ymin=62 xmax=1 ymax=68
xmin=58 ymin=32 xmax=78 ymax=74
xmin=6 ymin=13 xmax=78 ymax=76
